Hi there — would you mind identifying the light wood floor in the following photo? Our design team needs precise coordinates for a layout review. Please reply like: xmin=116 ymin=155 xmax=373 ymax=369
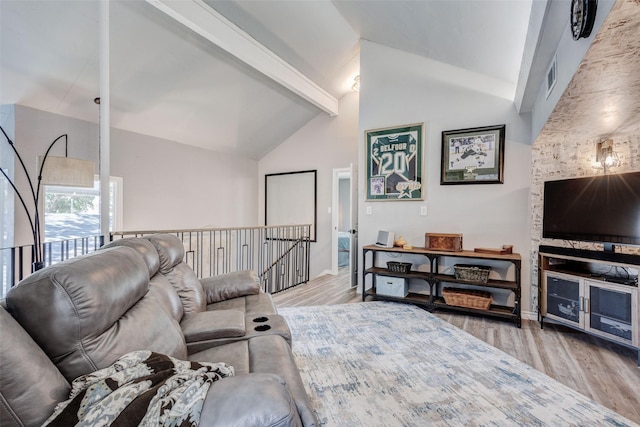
xmin=273 ymin=271 xmax=640 ymax=424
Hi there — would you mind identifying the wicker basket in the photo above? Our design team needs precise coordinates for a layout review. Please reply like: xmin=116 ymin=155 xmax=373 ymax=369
xmin=442 ymin=288 xmax=492 ymax=310
xmin=387 ymin=261 xmax=411 ymax=273
xmin=453 ymin=264 xmax=491 ymax=283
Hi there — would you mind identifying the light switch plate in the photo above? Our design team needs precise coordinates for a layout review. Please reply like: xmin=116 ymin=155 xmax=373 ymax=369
xmin=420 ymin=206 xmax=427 ymax=216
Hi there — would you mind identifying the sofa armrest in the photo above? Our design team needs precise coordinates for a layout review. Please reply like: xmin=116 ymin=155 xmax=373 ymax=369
xmin=181 ymin=310 xmax=246 ymax=342
xmin=200 ymin=374 xmax=303 ymax=427
xmin=200 ymin=270 xmax=261 ymax=304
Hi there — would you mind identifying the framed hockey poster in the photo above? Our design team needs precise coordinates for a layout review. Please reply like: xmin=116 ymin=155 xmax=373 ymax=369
xmin=365 ymin=123 xmax=424 ymax=201
xmin=441 ymin=124 xmax=505 ymax=185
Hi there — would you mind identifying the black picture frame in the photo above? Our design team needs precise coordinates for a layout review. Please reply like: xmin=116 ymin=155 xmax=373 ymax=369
xmin=441 ymin=124 xmax=505 ymax=185
xmin=265 ymin=170 xmax=317 ymax=241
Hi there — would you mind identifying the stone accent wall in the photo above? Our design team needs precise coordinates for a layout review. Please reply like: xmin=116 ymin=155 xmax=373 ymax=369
xmin=529 ymin=134 xmax=640 ymax=311
xmin=527 ymin=0 xmax=640 ymax=313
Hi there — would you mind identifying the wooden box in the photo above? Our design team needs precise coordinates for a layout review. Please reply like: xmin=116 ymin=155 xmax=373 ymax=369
xmin=424 ymin=233 xmax=463 ymax=252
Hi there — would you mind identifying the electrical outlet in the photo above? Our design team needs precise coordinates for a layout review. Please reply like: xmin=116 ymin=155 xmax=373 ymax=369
xmin=420 ymin=206 xmax=427 ymax=216
xmin=328 ymin=207 xmax=332 ymax=214
xmin=366 ymin=206 xmax=372 ymax=215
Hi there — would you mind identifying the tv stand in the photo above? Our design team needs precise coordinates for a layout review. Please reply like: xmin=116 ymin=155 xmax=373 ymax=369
xmin=538 ymin=245 xmax=640 ymax=365
xmin=538 ymin=245 xmax=640 ymax=265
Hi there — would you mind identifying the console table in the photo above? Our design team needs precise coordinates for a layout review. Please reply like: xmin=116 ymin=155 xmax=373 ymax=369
xmin=362 ymin=245 xmax=522 ymax=327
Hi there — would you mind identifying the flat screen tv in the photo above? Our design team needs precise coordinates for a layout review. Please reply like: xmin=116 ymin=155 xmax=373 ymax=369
xmin=542 ymin=171 xmax=640 ymax=249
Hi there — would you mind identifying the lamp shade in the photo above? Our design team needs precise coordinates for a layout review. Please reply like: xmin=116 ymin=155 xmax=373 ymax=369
xmin=37 ymin=156 xmax=95 ymax=187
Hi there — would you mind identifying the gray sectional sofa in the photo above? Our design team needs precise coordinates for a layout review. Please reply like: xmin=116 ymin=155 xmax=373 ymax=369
xmin=1 ymin=234 xmax=316 ymax=427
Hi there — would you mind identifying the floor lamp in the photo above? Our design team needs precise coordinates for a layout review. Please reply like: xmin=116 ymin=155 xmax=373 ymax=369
xmin=0 ymin=125 xmax=94 ymax=272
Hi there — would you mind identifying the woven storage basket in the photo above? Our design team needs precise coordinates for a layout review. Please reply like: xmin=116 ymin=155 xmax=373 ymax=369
xmin=387 ymin=261 xmax=411 ymax=273
xmin=453 ymin=264 xmax=491 ymax=283
xmin=442 ymin=288 xmax=492 ymax=310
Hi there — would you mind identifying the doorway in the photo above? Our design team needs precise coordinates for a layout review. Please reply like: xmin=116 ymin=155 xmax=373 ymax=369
xmin=332 ymin=165 xmax=358 ymax=287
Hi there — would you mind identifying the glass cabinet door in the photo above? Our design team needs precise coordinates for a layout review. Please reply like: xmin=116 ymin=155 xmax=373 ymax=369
xmin=586 ymin=280 xmax=636 ymax=345
xmin=544 ymin=272 xmax=583 ymax=327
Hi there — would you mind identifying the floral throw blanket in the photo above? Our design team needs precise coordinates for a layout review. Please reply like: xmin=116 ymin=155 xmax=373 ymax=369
xmin=44 ymin=350 xmax=234 ymax=427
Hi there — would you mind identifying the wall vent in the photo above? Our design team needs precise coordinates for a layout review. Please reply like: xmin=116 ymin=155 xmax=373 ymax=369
xmin=545 ymin=55 xmax=557 ymax=99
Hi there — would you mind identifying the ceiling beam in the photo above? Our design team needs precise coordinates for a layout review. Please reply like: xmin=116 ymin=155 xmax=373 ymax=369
xmin=145 ymin=0 xmax=339 ymax=117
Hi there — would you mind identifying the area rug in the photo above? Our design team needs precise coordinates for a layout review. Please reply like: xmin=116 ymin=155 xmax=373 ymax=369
xmin=278 ymin=301 xmax=637 ymax=427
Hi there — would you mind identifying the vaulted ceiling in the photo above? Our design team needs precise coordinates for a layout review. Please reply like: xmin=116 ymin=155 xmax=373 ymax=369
xmin=1 ymin=0 xmax=559 ymax=159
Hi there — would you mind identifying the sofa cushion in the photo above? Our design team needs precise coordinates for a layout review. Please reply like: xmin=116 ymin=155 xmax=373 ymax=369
xmin=164 ymin=263 xmax=207 ymax=314
xmin=181 ymin=310 xmax=246 ymax=342
xmin=146 ymin=233 xmax=184 ymax=272
xmin=200 ymin=270 xmax=261 ymax=303
xmin=0 ymin=307 xmax=70 ymax=427
xmin=248 ymin=336 xmax=317 ymax=427
xmin=207 ymin=292 xmax=277 ymax=316
xmin=102 ymin=237 xmax=185 ymax=322
xmin=189 ymin=340 xmax=250 ymax=374
xmin=200 ymin=374 xmax=303 ymax=427
xmin=191 ymin=335 xmax=316 ymax=427
xmin=101 ymin=237 xmax=160 ymax=277
xmin=148 ymin=274 xmax=185 ymax=322
xmin=244 ymin=293 xmax=279 ymax=315
xmin=147 ymin=234 xmax=206 ymax=314
xmin=6 ymin=247 xmax=187 ymax=382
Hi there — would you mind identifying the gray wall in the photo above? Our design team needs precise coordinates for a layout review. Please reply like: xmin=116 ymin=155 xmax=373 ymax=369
xmin=7 ymin=105 xmax=259 ymax=248
xmin=358 ymin=41 xmax=534 ymax=313
xmin=110 ymin=127 xmax=258 ymax=231
xmin=530 ymin=0 xmax=615 ymax=140
xmin=259 ymin=92 xmax=360 ymax=278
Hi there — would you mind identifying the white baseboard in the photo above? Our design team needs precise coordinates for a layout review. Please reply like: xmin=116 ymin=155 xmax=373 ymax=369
xmin=317 ymin=269 xmax=334 ymax=278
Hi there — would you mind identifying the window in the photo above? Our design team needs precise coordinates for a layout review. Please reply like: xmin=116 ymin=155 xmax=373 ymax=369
xmin=0 ymin=133 xmax=14 ymax=297
xmin=44 ymin=176 xmax=122 ymax=242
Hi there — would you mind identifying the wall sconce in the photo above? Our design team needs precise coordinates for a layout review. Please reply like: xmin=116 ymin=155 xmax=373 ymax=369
xmin=352 ymin=75 xmax=360 ymax=92
xmin=0 ymin=127 xmax=94 ymax=271
xmin=596 ymin=139 xmax=620 ymax=174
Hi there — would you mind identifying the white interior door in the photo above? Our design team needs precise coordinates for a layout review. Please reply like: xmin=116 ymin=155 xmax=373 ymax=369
xmin=331 ymin=168 xmax=349 ymax=275
xmin=349 ymin=163 xmax=358 ymax=288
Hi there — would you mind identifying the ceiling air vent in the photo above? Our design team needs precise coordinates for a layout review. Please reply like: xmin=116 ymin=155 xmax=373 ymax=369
xmin=545 ymin=55 xmax=557 ymax=99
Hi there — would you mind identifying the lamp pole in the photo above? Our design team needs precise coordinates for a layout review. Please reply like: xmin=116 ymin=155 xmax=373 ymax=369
xmin=0 ymin=126 xmax=69 ymax=271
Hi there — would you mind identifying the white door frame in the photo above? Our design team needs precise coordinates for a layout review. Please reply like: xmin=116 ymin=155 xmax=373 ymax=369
xmin=348 ymin=163 xmax=358 ymax=288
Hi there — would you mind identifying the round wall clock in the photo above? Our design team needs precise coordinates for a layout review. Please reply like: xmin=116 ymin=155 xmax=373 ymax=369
xmin=571 ymin=0 xmax=597 ymax=40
